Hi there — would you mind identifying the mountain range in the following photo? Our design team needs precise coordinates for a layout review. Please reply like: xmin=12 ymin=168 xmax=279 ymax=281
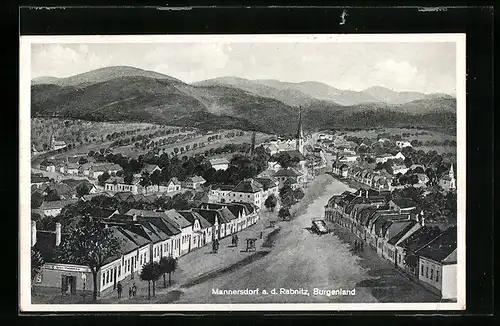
xmin=31 ymin=66 xmax=457 ymax=135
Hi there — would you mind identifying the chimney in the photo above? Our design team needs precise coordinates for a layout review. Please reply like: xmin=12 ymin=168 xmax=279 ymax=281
xmin=31 ymin=220 xmax=37 ymax=247
xmin=55 ymin=222 xmax=62 ymax=246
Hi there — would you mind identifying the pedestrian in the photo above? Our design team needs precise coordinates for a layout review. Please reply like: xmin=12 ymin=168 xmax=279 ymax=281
xmin=117 ymin=281 xmax=122 ymax=299
xmin=128 ymin=287 xmax=132 ymax=298
xmin=132 ymin=283 xmax=137 ymax=297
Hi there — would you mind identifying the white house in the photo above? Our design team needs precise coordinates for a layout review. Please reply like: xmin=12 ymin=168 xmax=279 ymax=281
xmin=392 ymin=165 xmax=409 ymax=175
xmin=182 ymin=175 xmax=206 ymax=190
xmin=165 ymin=178 xmax=182 ymax=193
xmin=164 ymin=209 xmax=194 ymax=256
xmin=416 ymin=227 xmax=457 ymax=300
xmin=33 ymin=199 xmax=78 ymax=217
xmin=396 ymin=141 xmax=412 ymax=148
xmin=210 ymin=158 xmax=230 ymax=171
xmin=105 ymin=177 xmax=141 ymax=194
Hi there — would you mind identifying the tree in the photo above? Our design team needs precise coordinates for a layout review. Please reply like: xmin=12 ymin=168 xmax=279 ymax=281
xmin=150 ymin=170 xmax=162 ymax=192
xmin=264 ymin=194 xmax=278 ymax=212
xmin=140 ymin=261 xmax=162 ymax=299
xmin=53 ymin=216 xmax=121 ymax=302
xmin=159 ymin=256 xmax=178 ymax=287
xmin=293 ymin=188 xmax=305 ymax=201
xmin=140 ymin=172 xmax=151 ymax=193
xmin=78 ymin=157 xmax=89 ymax=165
xmin=279 ymin=185 xmax=296 ymax=208
xmin=98 ymin=172 xmax=111 ymax=186
xmin=31 ymin=248 xmax=44 ymax=284
xmin=173 ymin=147 xmax=179 ymax=156
xmin=76 ymin=182 xmax=90 ymax=198
xmin=278 ymin=207 xmax=291 ymax=221
xmin=31 ymin=192 xmax=44 ymax=208
xmin=45 ymin=188 xmax=61 ymax=202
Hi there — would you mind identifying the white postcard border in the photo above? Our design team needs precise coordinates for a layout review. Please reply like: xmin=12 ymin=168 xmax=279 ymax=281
xmin=19 ymin=33 xmax=466 ymax=312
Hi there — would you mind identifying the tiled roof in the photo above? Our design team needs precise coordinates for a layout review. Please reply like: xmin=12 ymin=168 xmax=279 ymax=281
xmin=232 ymin=179 xmax=263 ymax=193
xmin=141 ymin=216 xmax=181 ymax=236
xmin=193 ymin=209 xmax=220 ymax=225
xmin=282 ymin=150 xmax=306 ymax=161
xmin=387 ymin=221 xmax=419 ymax=245
xmin=191 ymin=175 xmax=206 ymax=183
xmin=32 ymin=176 xmax=51 ymax=184
xmin=415 ymin=226 xmax=457 ymax=263
xmin=34 ymin=230 xmax=69 ymax=262
xmin=39 ymin=199 xmax=78 ymax=210
xmin=396 ymin=225 xmax=444 ymax=250
xmin=273 ymin=168 xmax=301 ymax=178
xmin=178 ymin=210 xmax=212 ymax=229
xmin=125 ymin=209 xmax=165 ymax=218
xmin=254 ymin=177 xmax=277 ymax=191
xmin=218 ymin=207 xmax=237 ymax=222
xmin=391 ymin=198 xmax=417 ymax=209
xmin=164 ymin=209 xmax=192 ymax=228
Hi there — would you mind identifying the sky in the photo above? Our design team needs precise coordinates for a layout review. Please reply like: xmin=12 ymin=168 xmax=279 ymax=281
xmin=31 ymin=42 xmax=457 ymax=94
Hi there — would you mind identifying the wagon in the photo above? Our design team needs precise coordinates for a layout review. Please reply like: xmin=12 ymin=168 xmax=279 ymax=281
xmin=311 ymin=219 xmax=329 ymax=235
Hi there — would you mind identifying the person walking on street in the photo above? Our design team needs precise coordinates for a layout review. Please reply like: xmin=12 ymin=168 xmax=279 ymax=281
xmin=132 ymin=283 xmax=137 ymax=297
xmin=117 ymin=282 xmax=122 ymax=299
xmin=128 ymin=287 xmax=132 ymax=299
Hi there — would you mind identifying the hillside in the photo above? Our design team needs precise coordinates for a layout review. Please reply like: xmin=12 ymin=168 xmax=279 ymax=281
xmin=31 ymin=66 xmax=182 ymax=87
xmin=31 ymin=67 xmax=457 ymax=135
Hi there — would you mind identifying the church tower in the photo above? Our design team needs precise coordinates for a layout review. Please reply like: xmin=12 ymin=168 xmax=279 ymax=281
xmin=296 ymin=106 xmax=304 ymax=154
xmin=449 ymin=164 xmax=456 ymax=190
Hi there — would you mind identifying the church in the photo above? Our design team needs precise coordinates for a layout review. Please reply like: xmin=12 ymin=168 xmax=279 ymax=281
xmin=49 ymin=131 xmax=67 ymax=151
xmin=263 ymin=108 xmax=308 ymax=179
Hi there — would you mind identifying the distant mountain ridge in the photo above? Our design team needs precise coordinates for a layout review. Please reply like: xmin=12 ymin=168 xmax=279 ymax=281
xmin=31 ymin=66 xmax=456 ymax=135
xmin=31 ymin=66 xmax=182 ymax=87
xmin=194 ymin=77 xmax=454 ymax=106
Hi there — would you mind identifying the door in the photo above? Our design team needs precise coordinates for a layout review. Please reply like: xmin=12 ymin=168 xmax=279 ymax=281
xmin=69 ymin=276 xmax=77 ymax=295
xmin=61 ymin=275 xmax=68 ymax=294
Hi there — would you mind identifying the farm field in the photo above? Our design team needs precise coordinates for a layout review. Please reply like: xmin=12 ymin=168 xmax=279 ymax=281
xmin=31 ymin=117 xmax=168 ymax=151
xmin=338 ymin=127 xmax=456 ymax=142
xmin=112 ymin=130 xmax=270 ymax=159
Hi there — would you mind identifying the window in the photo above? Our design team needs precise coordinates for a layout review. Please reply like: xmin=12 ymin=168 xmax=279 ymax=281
xmin=122 ymin=256 xmax=124 ymax=266
xmin=436 ymin=271 xmax=439 ymax=282
xmin=430 ymin=269 xmax=434 ymax=280
xmin=426 ymin=267 xmax=429 ymax=278
xmin=421 ymin=265 xmax=424 ymax=276
xmin=118 ymin=266 xmax=121 ymax=277
xmin=140 ymin=255 xmax=143 ymax=265
xmin=102 ymin=273 xmax=106 ymax=286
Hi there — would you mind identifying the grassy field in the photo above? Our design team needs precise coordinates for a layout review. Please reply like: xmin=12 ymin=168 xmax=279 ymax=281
xmin=113 ymin=131 xmax=270 ymax=159
xmin=31 ymin=118 xmax=168 ymax=151
xmin=339 ymin=127 xmax=456 ymax=141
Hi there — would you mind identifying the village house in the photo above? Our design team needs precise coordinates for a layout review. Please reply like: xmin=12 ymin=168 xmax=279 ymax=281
xmin=331 ymin=162 xmax=350 ymax=178
xmin=338 ymin=154 xmax=359 ymax=163
xmin=32 ymin=222 xmax=152 ymax=298
xmin=392 ymin=164 xmax=409 ymax=175
xmin=415 ymin=173 xmax=430 ymax=187
xmin=178 ymin=210 xmax=213 ymax=248
xmin=182 ymin=175 xmax=206 ymax=190
xmin=165 ymin=177 xmax=182 ymax=193
xmin=31 ymin=175 xmax=51 ymax=188
xmin=389 ymin=198 xmax=417 ymax=213
xmin=105 ymin=177 xmax=141 ymax=194
xmin=396 ymin=140 xmax=412 ymax=148
xmin=209 ymin=158 xmax=230 ymax=171
xmin=89 ymin=163 xmax=123 ymax=179
xmin=208 ymin=179 xmax=266 ymax=209
xmin=194 ymin=208 xmax=226 ymax=240
xmin=32 ymin=199 xmax=78 ymax=217
xmin=439 ymin=165 xmax=456 ymax=192
xmin=382 ymin=220 xmax=421 ymax=264
xmin=61 ymin=179 xmax=99 ymax=195
xmin=64 ymin=163 xmax=80 ymax=175
xmin=273 ymin=168 xmax=305 ymax=189
xmin=163 ymin=209 xmax=194 ymax=255
xmin=40 ymin=160 xmax=56 ymax=173
xmin=254 ymin=177 xmax=279 ymax=201
xmin=416 ymin=226 xmax=457 ymax=300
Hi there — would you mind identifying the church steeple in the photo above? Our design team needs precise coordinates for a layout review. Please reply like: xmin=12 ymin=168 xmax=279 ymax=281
xmin=449 ymin=164 xmax=455 ymax=179
xmin=296 ymin=106 xmax=304 ymax=154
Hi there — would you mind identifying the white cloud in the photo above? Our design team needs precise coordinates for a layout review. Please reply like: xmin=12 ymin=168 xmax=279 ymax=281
xmin=370 ymin=59 xmax=426 ymax=91
xmin=31 ymin=44 xmax=113 ymax=78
